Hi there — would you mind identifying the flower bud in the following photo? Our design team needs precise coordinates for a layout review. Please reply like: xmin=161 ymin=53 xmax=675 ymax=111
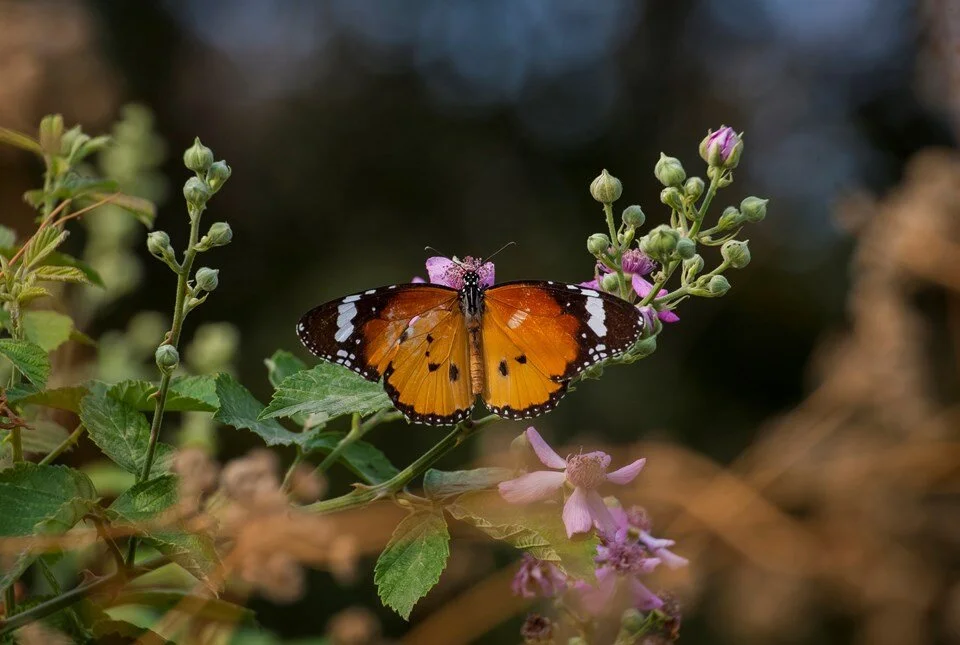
xmin=721 ymin=239 xmax=751 ymax=268
xmin=654 ymin=153 xmax=686 ymax=188
xmin=699 ymin=126 xmax=743 ymax=169
xmin=39 ymin=114 xmax=64 ymax=155
xmin=146 ymin=230 xmax=173 ymax=258
xmin=659 ymin=187 xmax=683 ymax=211
xmin=586 ymin=233 xmax=610 ymax=256
xmin=708 ymin=274 xmax=730 ymax=295
xmin=601 ymin=272 xmax=621 ymax=293
xmin=683 ymin=176 xmax=704 ymax=201
xmin=640 ymin=225 xmax=679 ymax=263
xmin=206 ymin=160 xmax=232 ymax=191
xmin=675 ymin=236 xmax=696 ymax=260
xmin=683 ymin=254 xmax=704 ymax=281
xmin=155 ymin=344 xmax=180 ymax=374
xmin=183 ymin=137 xmax=214 ymax=173
xmin=197 ymin=221 xmax=233 ymax=251
xmin=621 ymin=204 xmax=646 ymax=228
xmin=717 ymin=206 xmax=746 ymax=231
xmin=183 ymin=176 xmax=210 ymax=208
xmin=195 ymin=267 xmax=219 ymax=292
xmin=620 ymin=608 xmax=646 ymax=634
xmin=740 ymin=196 xmax=768 ymax=223
xmin=590 ymin=169 xmax=622 ymax=204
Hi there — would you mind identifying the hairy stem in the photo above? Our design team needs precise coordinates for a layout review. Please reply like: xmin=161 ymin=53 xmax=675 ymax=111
xmin=603 ymin=203 xmax=631 ymax=301
xmin=38 ymin=424 xmax=85 ymax=465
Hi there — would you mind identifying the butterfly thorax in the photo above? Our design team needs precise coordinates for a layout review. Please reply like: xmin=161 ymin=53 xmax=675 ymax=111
xmin=460 ymin=270 xmax=486 ymax=396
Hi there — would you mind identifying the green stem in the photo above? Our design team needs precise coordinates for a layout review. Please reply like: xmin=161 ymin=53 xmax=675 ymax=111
xmin=602 ymin=203 xmax=631 ymax=301
xmin=688 ymin=170 xmax=722 ymax=237
xmin=38 ymin=424 xmax=85 ymax=465
xmin=0 ymin=557 xmax=168 ymax=636
xmin=313 ymin=412 xmax=362 ymax=477
xmin=280 ymin=446 xmax=304 ymax=494
xmin=654 ymin=259 xmax=731 ymax=306
xmin=305 ymin=414 xmax=498 ymax=514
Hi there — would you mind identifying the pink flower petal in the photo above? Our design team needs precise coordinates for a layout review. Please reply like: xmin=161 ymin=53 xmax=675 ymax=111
xmin=629 ymin=578 xmax=664 ymax=611
xmin=639 ymin=530 xmax=675 ymax=551
xmin=585 ymin=490 xmax=617 ymax=535
xmin=562 ymin=487 xmax=594 ymax=537
xmin=425 ymin=256 xmax=462 ymax=289
xmin=524 ymin=427 xmax=567 ymax=469
xmin=579 ymin=279 xmax=601 ymax=290
xmin=581 ymin=451 xmax=612 ymax=470
xmin=608 ymin=506 xmax=630 ymax=533
xmin=498 ymin=470 xmax=566 ymax=504
xmin=574 ymin=567 xmax=617 ymax=616
xmin=655 ymin=548 xmax=689 ymax=570
xmin=411 ymin=276 xmax=426 ymax=283
xmin=478 ymin=261 xmax=495 ymax=288
xmin=606 ymin=458 xmax=646 ymax=485
xmin=632 ymin=276 xmax=680 ymax=323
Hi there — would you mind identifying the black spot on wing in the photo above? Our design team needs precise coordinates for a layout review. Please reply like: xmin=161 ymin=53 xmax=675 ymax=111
xmin=382 ymin=364 xmax=475 ymax=426
xmin=428 ymin=362 xmax=440 ymax=372
xmin=515 ymin=354 xmax=527 ymax=364
xmin=449 ymin=363 xmax=459 ymax=382
xmin=498 ymin=359 xmax=508 ymax=376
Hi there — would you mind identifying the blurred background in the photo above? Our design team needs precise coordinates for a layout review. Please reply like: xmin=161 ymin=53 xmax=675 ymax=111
xmin=1 ymin=0 xmax=959 ymax=643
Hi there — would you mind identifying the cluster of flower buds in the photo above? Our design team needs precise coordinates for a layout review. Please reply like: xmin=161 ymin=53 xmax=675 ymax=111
xmin=582 ymin=126 xmax=768 ymax=350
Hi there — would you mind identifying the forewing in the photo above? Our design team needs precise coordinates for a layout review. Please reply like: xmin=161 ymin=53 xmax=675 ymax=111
xmin=481 ymin=281 xmax=644 ymax=417
xmin=297 ymin=284 xmax=473 ymax=425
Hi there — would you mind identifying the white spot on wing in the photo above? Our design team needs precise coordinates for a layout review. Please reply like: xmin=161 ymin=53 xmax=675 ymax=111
xmin=507 ymin=310 xmax=528 ymax=329
xmin=580 ymin=288 xmax=599 ymax=297
xmin=337 ymin=349 xmax=348 ymax=358
xmin=335 ymin=302 xmax=358 ymax=342
xmin=364 ymin=289 xmax=376 ymax=294
xmin=585 ymin=297 xmax=607 ymax=337
xmin=343 ymin=294 xmax=361 ymax=303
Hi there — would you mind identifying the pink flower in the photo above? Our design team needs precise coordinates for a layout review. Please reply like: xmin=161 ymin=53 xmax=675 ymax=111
xmin=582 ymin=249 xmax=679 ymax=323
xmin=498 ymin=428 xmax=646 ymax=537
xmin=609 ymin=505 xmax=688 ymax=570
xmin=699 ymin=126 xmax=743 ymax=168
xmin=424 ymin=255 xmax=494 ymax=289
xmin=511 ymin=554 xmax=568 ymax=598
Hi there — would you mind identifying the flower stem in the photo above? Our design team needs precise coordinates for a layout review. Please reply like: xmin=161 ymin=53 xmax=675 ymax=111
xmin=38 ymin=424 xmax=85 ymax=465
xmin=689 ymin=171 xmax=722 ymax=237
xmin=603 ymin=203 xmax=631 ymax=301
xmin=305 ymin=414 xmax=499 ymax=514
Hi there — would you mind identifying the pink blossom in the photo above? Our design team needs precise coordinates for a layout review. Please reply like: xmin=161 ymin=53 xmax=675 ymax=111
xmin=700 ymin=126 xmax=743 ymax=168
xmin=609 ymin=505 xmax=688 ymax=570
xmin=424 ymin=255 xmax=494 ymax=289
xmin=511 ymin=554 xmax=568 ymax=598
xmin=582 ymin=249 xmax=679 ymax=324
xmin=498 ymin=428 xmax=646 ymax=538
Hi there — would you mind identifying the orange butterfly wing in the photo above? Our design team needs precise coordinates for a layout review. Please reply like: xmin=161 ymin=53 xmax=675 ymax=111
xmin=480 ymin=281 xmax=644 ymax=418
xmin=297 ymin=284 xmax=474 ymax=425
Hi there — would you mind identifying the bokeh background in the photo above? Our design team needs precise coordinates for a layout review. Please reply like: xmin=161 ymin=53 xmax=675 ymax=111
xmin=2 ymin=0 xmax=960 ymax=643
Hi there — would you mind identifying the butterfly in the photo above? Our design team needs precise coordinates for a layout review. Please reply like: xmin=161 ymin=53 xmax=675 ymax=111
xmin=296 ymin=256 xmax=645 ymax=426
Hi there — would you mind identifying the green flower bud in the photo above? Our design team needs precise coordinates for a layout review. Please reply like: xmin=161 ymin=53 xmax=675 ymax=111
xmin=146 ymin=230 xmax=173 ymax=258
xmin=183 ymin=176 xmax=210 ymax=208
xmin=195 ymin=267 xmax=219 ymax=292
xmin=183 ymin=137 xmax=214 ymax=173
xmin=740 ymin=196 xmax=768 ymax=223
xmin=684 ymin=176 xmax=705 ymax=201
xmin=654 ymin=152 xmax=686 ymax=188
xmin=601 ymin=272 xmax=621 ymax=293
xmin=721 ymin=239 xmax=751 ymax=268
xmin=206 ymin=160 xmax=232 ymax=191
xmin=155 ymin=344 xmax=180 ymax=374
xmin=587 ymin=233 xmax=610 ymax=256
xmin=659 ymin=187 xmax=684 ymax=211
xmin=717 ymin=206 xmax=746 ymax=231
xmin=683 ymin=253 xmax=704 ymax=277
xmin=621 ymin=204 xmax=646 ymax=228
xmin=39 ymin=114 xmax=64 ymax=155
xmin=708 ymin=274 xmax=731 ymax=295
xmin=641 ymin=225 xmax=679 ymax=262
xmin=590 ymin=169 xmax=622 ymax=204
xmin=620 ymin=608 xmax=645 ymax=634
xmin=675 ymin=236 xmax=696 ymax=260
xmin=196 ymin=221 xmax=233 ymax=252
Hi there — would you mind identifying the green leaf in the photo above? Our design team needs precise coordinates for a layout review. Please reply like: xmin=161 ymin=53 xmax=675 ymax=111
xmin=22 ymin=310 xmax=75 ymax=352
xmin=446 ymin=491 xmax=599 ymax=580
xmin=90 ymin=619 xmax=172 ymax=644
xmin=0 ymin=307 xmax=10 ymax=332
xmin=0 ymin=338 xmax=50 ymax=386
xmin=300 ymin=431 xmax=399 ymax=484
xmin=260 ymin=363 xmax=392 ymax=423
xmin=23 ymin=226 xmax=68 ymax=269
xmin=0 ymin=224 xmax=15 ymax=248
xmin=79 ymin=392 xmax=173 ymax=476
xmin=0 ymin=126 xmax=42 ymax=155
xmin=32 ymin=265 xmax=92 ymax=285
xmin=107 ymin=590 xmax=255 ymax=625
xmin=214 ymin=373 xmax=301 ymax=446
xmin=107 ymin=375 xmax=219 ymax=413
xmin=55 ymin=175 xmax=119 ymax=200
xmin=9 ymin=383 xmax=91 ymax=412
xmin=374 ymin=511 xmax=450 ymax=620
xmin=108 ymin=475 xmax=221 ymax=583
xmin=41 ymin=251 xmax=105 ymax=288
xmin=265 ymin=350 xmax=306 ymax=388
xmin=423 ymin=467 xmax=513 ymax=499
xmin=18 ymin=419 xmax=71 ymax=454
xmin=0 ymin=463 xmax=96 ymax=536
xmin=87 ymin=192 xmax=156 ymax=228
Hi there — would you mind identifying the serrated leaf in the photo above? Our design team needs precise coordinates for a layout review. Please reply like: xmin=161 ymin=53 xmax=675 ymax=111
xmin=9 ymin=383 xmax=91 ymax=412
xmin=214 ymin=373 xmax=301 ymax=446
xmin=0 ymin=338 xmax=50 ymax=386
xmin=22 ymin=310 xmax=74 ymax=351
xmin=374 ymin=511 xmax=450 ymax=620
xmin=108 ymin=474 xmax=178 ymax=523
xmin=17 ymin=285 xmax=52 ymax=304
xmin=260 ymin=362 xmax=392 ymax=423
xmin=107 ymin=375 xmax=219 ymax=413
xmin=79 ymin=392 xmax=173 ymax=476
xmin=23 ymin=227 xmax=68 ymax=269
xmin=18 ymin=419 xmax=71 ymax=454
xmin=0 ymin=126 xmax=42 ymax=155
xmin=32 ymin=265 xmax=91 ymax=285
xmin=300 ymin=431 xmax=399 ymax=484
xmin=55 ymin=175 xmax=118 ymax=200
xmin=423 ymin=467 xmax=513 ymax=499
xmin=42 ymin=251 xmax=105 ymax=287
xmin=446 ymin=491 xmax=599 ymax=580
xmin=265 ymin=350 xmax=307 ymax=388
xmin=0 ymin=463 xmax=96 ymax=536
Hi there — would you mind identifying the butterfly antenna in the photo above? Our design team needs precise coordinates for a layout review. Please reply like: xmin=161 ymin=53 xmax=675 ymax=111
xmin=483 ymin=241 xmax=516 ymax=263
